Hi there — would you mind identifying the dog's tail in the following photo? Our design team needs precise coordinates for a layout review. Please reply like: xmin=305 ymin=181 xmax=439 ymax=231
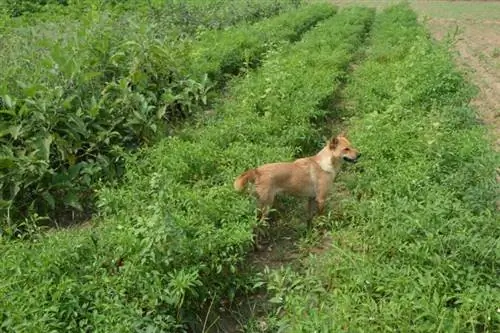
xmin=234 ymin=169 xmax=257 ymax=192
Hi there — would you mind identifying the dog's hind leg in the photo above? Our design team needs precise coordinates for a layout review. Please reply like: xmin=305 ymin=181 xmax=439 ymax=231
xmin=257 ymin=197 xmax=273 ymax=223
xmin=316 ymin=197 xmax=325 ymax=216
xmin=255 ymin=183 xmax=275 ymax=222
xmin=253 ymin=187 xmax=275 ymax=250
xmin=306 ymin=197 xmax=318 ymax=230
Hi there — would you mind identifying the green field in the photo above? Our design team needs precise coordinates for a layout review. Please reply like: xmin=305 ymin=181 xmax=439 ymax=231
xmin=0 ymin=0 xmax=498 ymax=332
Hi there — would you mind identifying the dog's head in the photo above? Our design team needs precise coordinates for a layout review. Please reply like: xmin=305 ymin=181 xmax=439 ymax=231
xmin=329 ymin=132 xmax=361 ymax=164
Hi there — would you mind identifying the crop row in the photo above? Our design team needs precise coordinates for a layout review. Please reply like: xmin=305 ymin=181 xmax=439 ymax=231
xmin=0 ymin=3 xmax=334 ymax=233
xmin=1 ymin=0 xmax=300 ymax=33
xmin=188 ymin=3 xmax=336 ymax=87
xmin=0 ymin=6 xmax=375 ymax=332
xmin=158 ymin=0 xmax=305 ymax=36
xmin=265 ymin=4 xmax=499 ymax=332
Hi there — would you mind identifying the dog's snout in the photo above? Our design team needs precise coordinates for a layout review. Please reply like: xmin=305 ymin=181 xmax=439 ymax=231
xmin=357 ymin=152 xmax=362 ymax=158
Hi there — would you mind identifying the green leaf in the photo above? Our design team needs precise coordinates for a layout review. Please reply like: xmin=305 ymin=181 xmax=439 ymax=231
xmin=62 ymin=95 xmax=76 ymax=110
xmin=32 ymin=135 xmax=53 ymax=161
xmin=0 ymin=109 xmax=16 ymax=117
xmin=0 ymin=157 xmax=15 ymax=169
xmin=83 ymin=71 xmax=102 ymax=82
xmin=22 ymin=84 xmax=45 ymax=98
xmin=156 ymin=105 xmax=167 ymax=119
xmin=68 ymin=163 xmax=82 ymax=179
xmin=0 ymin=199 xmax=12 ymax=209
xmin=8 ymin=125 xmax=22 ymax=140
xmin=3 ymin=95 xmax=12 ymax=108
xmin=40 ymin=135 xmax=53 ymax=161
xmin=64 ymin=192 xmax=83 ymax=211
xmin=89 ymin=96 xmax=99 ymax=118
xmin=42 ymin=191 xmax=55 ymax=209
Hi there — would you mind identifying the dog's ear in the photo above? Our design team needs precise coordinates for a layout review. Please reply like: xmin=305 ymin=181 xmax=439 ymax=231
xmin=329 ymin=136 xmax=339 ymax=150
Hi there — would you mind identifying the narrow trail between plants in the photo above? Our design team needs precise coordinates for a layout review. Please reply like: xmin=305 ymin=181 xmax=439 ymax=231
xmin=206 ymin=16 xmax=375 ymax=333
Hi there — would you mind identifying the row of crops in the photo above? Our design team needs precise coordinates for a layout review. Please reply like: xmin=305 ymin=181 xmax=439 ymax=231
xmin=1 ymin=2 xmax=375 ymax=332
xmin=1 ymin=0 xmax=298 ymax=29
xmin=260 ymin=4 xmax=499 ymax=332
xmin=1 ymin=1 xmax=498 ymax=332
xmin=0 ymin=0 xmax=312 ymax=233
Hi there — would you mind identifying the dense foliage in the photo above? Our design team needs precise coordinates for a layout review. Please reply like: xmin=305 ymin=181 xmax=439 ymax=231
xmin=0 ymin=1 xmax=329 ymax=232
xmin=0 ymin=4 xmax=377 ymax=332
xmin=1 ymin=2 xmax=497 ymax=332
xmin=1 ymin=0 xmax=299 ymax=29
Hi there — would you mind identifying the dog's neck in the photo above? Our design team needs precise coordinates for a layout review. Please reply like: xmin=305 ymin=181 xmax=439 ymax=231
xmin=313 ymin=146 xmax=342 ymax=174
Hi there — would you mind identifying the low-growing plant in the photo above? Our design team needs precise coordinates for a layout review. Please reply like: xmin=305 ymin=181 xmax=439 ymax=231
xmin=265 ymin=4 xmax=499 ymax=332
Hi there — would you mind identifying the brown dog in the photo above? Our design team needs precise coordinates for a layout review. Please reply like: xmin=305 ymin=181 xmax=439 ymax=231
xmin=234 ymin=133 xmax=360 ymax=230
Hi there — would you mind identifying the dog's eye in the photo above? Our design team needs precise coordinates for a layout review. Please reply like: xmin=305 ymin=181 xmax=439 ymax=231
xmin=343 ymin=148 xmax=350 ymax=152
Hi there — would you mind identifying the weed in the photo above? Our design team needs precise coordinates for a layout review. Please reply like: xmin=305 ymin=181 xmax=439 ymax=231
xmin=492 ymin=47 xmax=500 ymax=58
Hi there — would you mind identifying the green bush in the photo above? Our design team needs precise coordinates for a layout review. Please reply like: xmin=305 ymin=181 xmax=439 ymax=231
xmin=265 ymin=4 xmax=499 ymax=332
xmin=1 ymin=0 xmax=300 ymax=26
xmin=2 ymin=0 xmax=68 ymax=17
xmin=0 ymin=6 xmax=374 ymax=332
xmin=0 ymin=3 xmax=333 ymax=233
xmin=188 ymin=3 xmax=336 ymax=86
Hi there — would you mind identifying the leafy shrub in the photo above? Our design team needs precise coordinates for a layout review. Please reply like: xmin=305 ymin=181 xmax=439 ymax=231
xmin=2 ymin=0 xmax=68 ymax=17
xmin=266 ymin=4 xmax=499 ymax=332
xmin=0 ymin=3 xmax=333 ymax=233
xmin=0 ymin=6 xmax=375 ymax=332
xmin=1 ymin=0 xmax=301 ymax=26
